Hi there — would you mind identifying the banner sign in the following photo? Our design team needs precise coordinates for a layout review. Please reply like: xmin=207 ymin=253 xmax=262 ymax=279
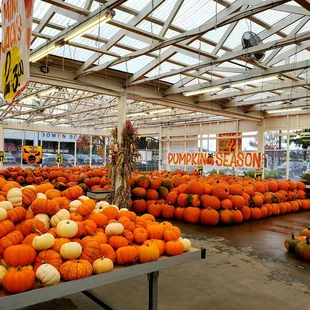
xmin=217 ymin=132 xmax=242 ymax=153
xmin=22 ymin=146 xmax=42 ymax=164
xmin=1 ymin=0 xmax=34 ymax=105
xmin=167 ymin=152 xmax=262 ymax=168
xmin=254 ymin=169 xmax=263 ymax=180
xmin=56 ymin=153 xmax=63 ymax=164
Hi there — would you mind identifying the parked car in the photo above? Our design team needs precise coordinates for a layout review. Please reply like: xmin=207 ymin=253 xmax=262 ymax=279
xmin=42 ymin=155 xmax=73 ymax=168
xmin=63 ymin=154 xmax=75 ymax=164
xmin=91 ymin=154 xmax=104 ymax=165
xmin=4 ymin=154 xmax=16 ymax=164
xmin=136 ymin=160 xmax=158 ymax=172
xmin=278 ymin=161 xmax=303 ymax=177
xmin=77 ymin=154 xmax=90 ymax=165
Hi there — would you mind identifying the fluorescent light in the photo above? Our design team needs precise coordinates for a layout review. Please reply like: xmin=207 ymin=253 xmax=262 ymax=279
xmin=183 ymin=86 xmax=223 ymax=96
xmin=29 ymin=45 xmax=58 ymax=63
xmin=231 ymin=75 xmax=280 ymax=87
xmin=64 ymin=10 xmax=114 ymax=42
xmin=267 ymin=108 xmax=302 ymax=114
xmin=149 ymin=108 xmax=171 ymax=114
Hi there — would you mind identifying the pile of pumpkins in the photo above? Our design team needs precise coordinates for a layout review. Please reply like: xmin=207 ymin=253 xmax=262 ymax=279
xmin=130 ymin=173 xmax=309 ymax=226
xmin=0 ymin=180 xmax=191 ymax=294
xmin=284 ymin=227 xmax=310 ymax=261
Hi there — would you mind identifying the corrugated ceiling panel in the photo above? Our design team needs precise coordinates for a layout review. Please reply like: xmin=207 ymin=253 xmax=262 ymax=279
xmin=170 ymin=53 xmax=199 ymax=66
xmin=122 ymin=0 xmax=151 ymax=12
xmin=152 ymin=0 xmax=178 ymax=22
xmin=254 ymin=9 xmax=290 ymax=26
xmin=119 ymin=36 xmax=150 ymax=49
xmin=189 ymin=40 xmax=214 ymax=54
xmin=136 ymin=20 xmax=162 ymax=35
xmin=50 ymin=13 xmax=76 ymax=26
xmin=33 ymin=1 xmax=52 ymax=19
xmin=65 ymin=0 xmax=87 ymax=8
xmin=110 ymin=55 xmax=154 ymax=73
xmin=146 ymin=61 xmax=183 ymax=77
xmin=88 ymin=23 xmax=121 ymax=40
xmin=282 ymin=18 xmax=303 ymax=35
xmin=172 ymin=0 xmax=225 ymax=30
xmin=51 ymin=45 xmax=94 ymax=62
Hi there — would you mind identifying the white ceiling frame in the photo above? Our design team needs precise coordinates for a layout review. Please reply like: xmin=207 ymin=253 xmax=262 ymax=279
xmin=81 ymin=0 xmax=290 ymax=77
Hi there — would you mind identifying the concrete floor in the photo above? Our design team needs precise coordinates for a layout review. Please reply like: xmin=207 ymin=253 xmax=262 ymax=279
xmin=27 ymin=212 xmax=310 ymax=310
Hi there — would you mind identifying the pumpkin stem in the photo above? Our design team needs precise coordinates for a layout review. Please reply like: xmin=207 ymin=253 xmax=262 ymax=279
xmin=32 ymin=222 xmax=43 ymax=235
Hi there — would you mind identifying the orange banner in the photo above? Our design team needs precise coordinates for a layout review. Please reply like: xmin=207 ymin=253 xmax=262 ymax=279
xmin=217 ymin=132 xmax=242 ymax=153
xmin=167 ymin=152 xmax=262 ymax=168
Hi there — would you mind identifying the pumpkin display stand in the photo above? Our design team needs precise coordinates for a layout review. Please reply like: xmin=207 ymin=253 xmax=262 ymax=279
xmin=87 ymin=190 xmax=111 ymax=200
xmin=0 ymin=247 xmax=205 ymax=310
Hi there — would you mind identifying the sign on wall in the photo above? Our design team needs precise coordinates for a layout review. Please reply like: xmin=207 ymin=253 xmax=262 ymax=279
xmin=217 ymin=132 xmax=242 ymax=153
xmin=22 ymin=146 xmax=42 ymax=164
xmin=56 ymin=153 xmax=63 ymax=164
xmin=167 ymin=152 xmax=262 ymax=168
xmin=1 ymin=0 xmax=34 ymax=105
xmin=0 ymin=152 xmax=6 ymax=163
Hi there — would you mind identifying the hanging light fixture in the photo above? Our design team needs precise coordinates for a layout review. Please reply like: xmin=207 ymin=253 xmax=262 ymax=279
xmin=183 ymin=86 xmax=223 ymax=97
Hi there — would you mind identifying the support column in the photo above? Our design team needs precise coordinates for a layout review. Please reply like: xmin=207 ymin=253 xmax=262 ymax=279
xmin=167 ymin=135 xmax=170 ymax=171
xmin=0 ymin=124 xmax=4 ymax=170
xmin=104 ymin=136 xmax=107 ymax=166
xmin=21 ymin=131 xmax=24 ymax=168
xmin=286 ymin=115 xmax=290 ymax=180
xmin=257 ymin=119 xmax=265 ymax=178
xmin=74 ymin=137 xmax=77 ymax=166
xmin=90 ymin=136 xmax=93 ymax=168
xmin=57 ymin=134 xmax=60 ymax=167
xmin=158 ymin=127 xmax=162 ymax=171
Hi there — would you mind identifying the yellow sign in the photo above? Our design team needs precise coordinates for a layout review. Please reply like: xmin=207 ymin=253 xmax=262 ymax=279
xmin=1 ymin=0 xmax=34 ymax=105
xmin=254 ymin=169 xmax=263 ymax=180
xmin=217 ymin=132 xmax=242 ymax=153
xmin=56 ymin=153 xmax=63 ymax=164
xmin=0 ymin=152 xmax=5 ymax=163
xmin=22 ymin=146 xmax=42 ymax=165
xmin=197 ymin=166 xmax=203 ymax=176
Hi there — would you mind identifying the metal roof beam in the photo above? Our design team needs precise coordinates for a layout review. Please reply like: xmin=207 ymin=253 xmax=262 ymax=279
xmin=294 ymin=0 xmax=310 ymax=11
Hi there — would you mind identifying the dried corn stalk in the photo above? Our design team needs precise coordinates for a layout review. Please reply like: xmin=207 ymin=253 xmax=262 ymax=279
xmin=108 ymin=121 xmax=140 ymax=208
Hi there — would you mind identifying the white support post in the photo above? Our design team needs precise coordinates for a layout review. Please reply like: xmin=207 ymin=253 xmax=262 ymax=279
xmin=184 ymin=125 xmax=187 ymax=172
xmin=167 ymin=135 xmax=170 ymax=172
xmin=258 ymin=119 xmax=265 ymax=178
xmin=74 ymin=137 xmax=77 ymax=166
xmin=90 ymin=136 xmax=93 ymax=168
xmin=104 ymin=136 xmax=107 ymax=167
xmin=158 ymin=127 xmax=162 ymax=171
xmin=0 ymin=124 xmax=4 ymax=170
xmin=21 ymin=131 xmax=24 ymax=168
xmin=57 ymin=134 xmax=60 ymax=167
xmin=235 ymin=120 xmax=239 ymax=177
xmin=286 ymin=115 xmax=290 ymax=180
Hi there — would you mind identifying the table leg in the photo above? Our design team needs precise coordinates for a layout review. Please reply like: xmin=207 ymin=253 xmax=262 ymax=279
xmin=147 ymin=271 xmax=159 ymax=310
xmin=82 ymin=290 xmax=114 ymax=310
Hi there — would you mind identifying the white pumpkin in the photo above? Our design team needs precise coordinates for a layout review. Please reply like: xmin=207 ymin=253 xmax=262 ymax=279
xmin=32 ymin=233 xmax=55 ymax=251
xmin=36 ymin=264 xmax=60 ymax=286
xmin=60 ymin=242 xmax=82 ymax=259
xmin=178 ymin=237 xmax=191 ymax=252
xmin=56 ymin=220 xmax=78 ymax=238
xmin=78 ymin=195 xmax=89 ymax=202
xmin=7 ymin=188 xmax=23 ymax=207
xmin=0 ymin=201 xmax=13 ymax=211
xmin=69 ymin=200 xmax=82 ymax=212
xmin=34 ymin=213 xmax=50 ymax=231
xmin=93 ymin=257 xmax=113 ymax=274
xmin=105 ymin=222 xmax=124 ymax=236
xmin=50 ymin=209 xmax=70 ymax=227
xmin=0 ymin=208 xmax=7 ymax=221
xmin=96 ymin=201 xmax=110 ymax=208
xmin=119 ymin=208 xmax=128 ymax=211
xmin=0 ymin=265 xmax=7 ymax=285
xmin=37 ymin=193 xmax=47 ymax=200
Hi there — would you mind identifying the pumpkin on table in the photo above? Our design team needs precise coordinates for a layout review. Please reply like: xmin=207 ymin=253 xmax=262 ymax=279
xmin=2 ymin=267 xmax=36 ymax=293
xmin=60 ymin=259 xmax=93 ymax=281
xmin=36 ymin=264 xmax=61 ymax=286
xmin=3 ymin=244 xmax=36 ymax=267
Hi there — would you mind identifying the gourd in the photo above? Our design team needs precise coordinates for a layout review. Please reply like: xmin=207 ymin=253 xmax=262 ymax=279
xmin=56 ymin=220 xmax=78 ymax=238
xmin=34 ymin=213 xmax=50 ymax=231
xmin=36 ymin=264 xmax=60 ymax=286
xmin=37 ymin=193 xmax=47 ymax=200
xmin=69 ymin=200 xmax=82 ymax=213
xmin=50 ymin=209 xmax=70 ymax=227
xmin=78 ymin=195 xmax=89 ymax=202
xmin=92 ymin=257 xmax=113 ymax=274
xmin=0 ymin=266 xmax=7 ymax=285
xmin=32 ymin=233 xmax=55 ymax=251
xmin=7 ymin=188 xmax=23 ymax=207
xmin=178 ymin=237 xmax=191 ymax=252
xmin=60 ymin=242 xmax=82 ymax=260
xmin=0 ymin=208 xmax=7 ymax=221
xmin=0 ymin=201 xmax=13 ymax=211
xmin=105 ymin=222 xmax=124 ymax=236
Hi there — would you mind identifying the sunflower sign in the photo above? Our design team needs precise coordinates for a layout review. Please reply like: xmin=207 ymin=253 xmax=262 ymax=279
xmin=0 ymin=0 xmax=34 ymax=105
xmin=22 ymin=146 xmax=42 ymax=165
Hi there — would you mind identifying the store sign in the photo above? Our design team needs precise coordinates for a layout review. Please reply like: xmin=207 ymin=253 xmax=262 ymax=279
xmin=167 ymin=152 xmax=262 ymax=168
xmin=42 ymin=133 xmax=80 ymax=142
xmin=217 ymin=132 xmax=242 ymax=153
xmin=22 ymin=145 xmax=42 ymax=164
xmin=1 ymin=0 xmax=34 ymax=105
